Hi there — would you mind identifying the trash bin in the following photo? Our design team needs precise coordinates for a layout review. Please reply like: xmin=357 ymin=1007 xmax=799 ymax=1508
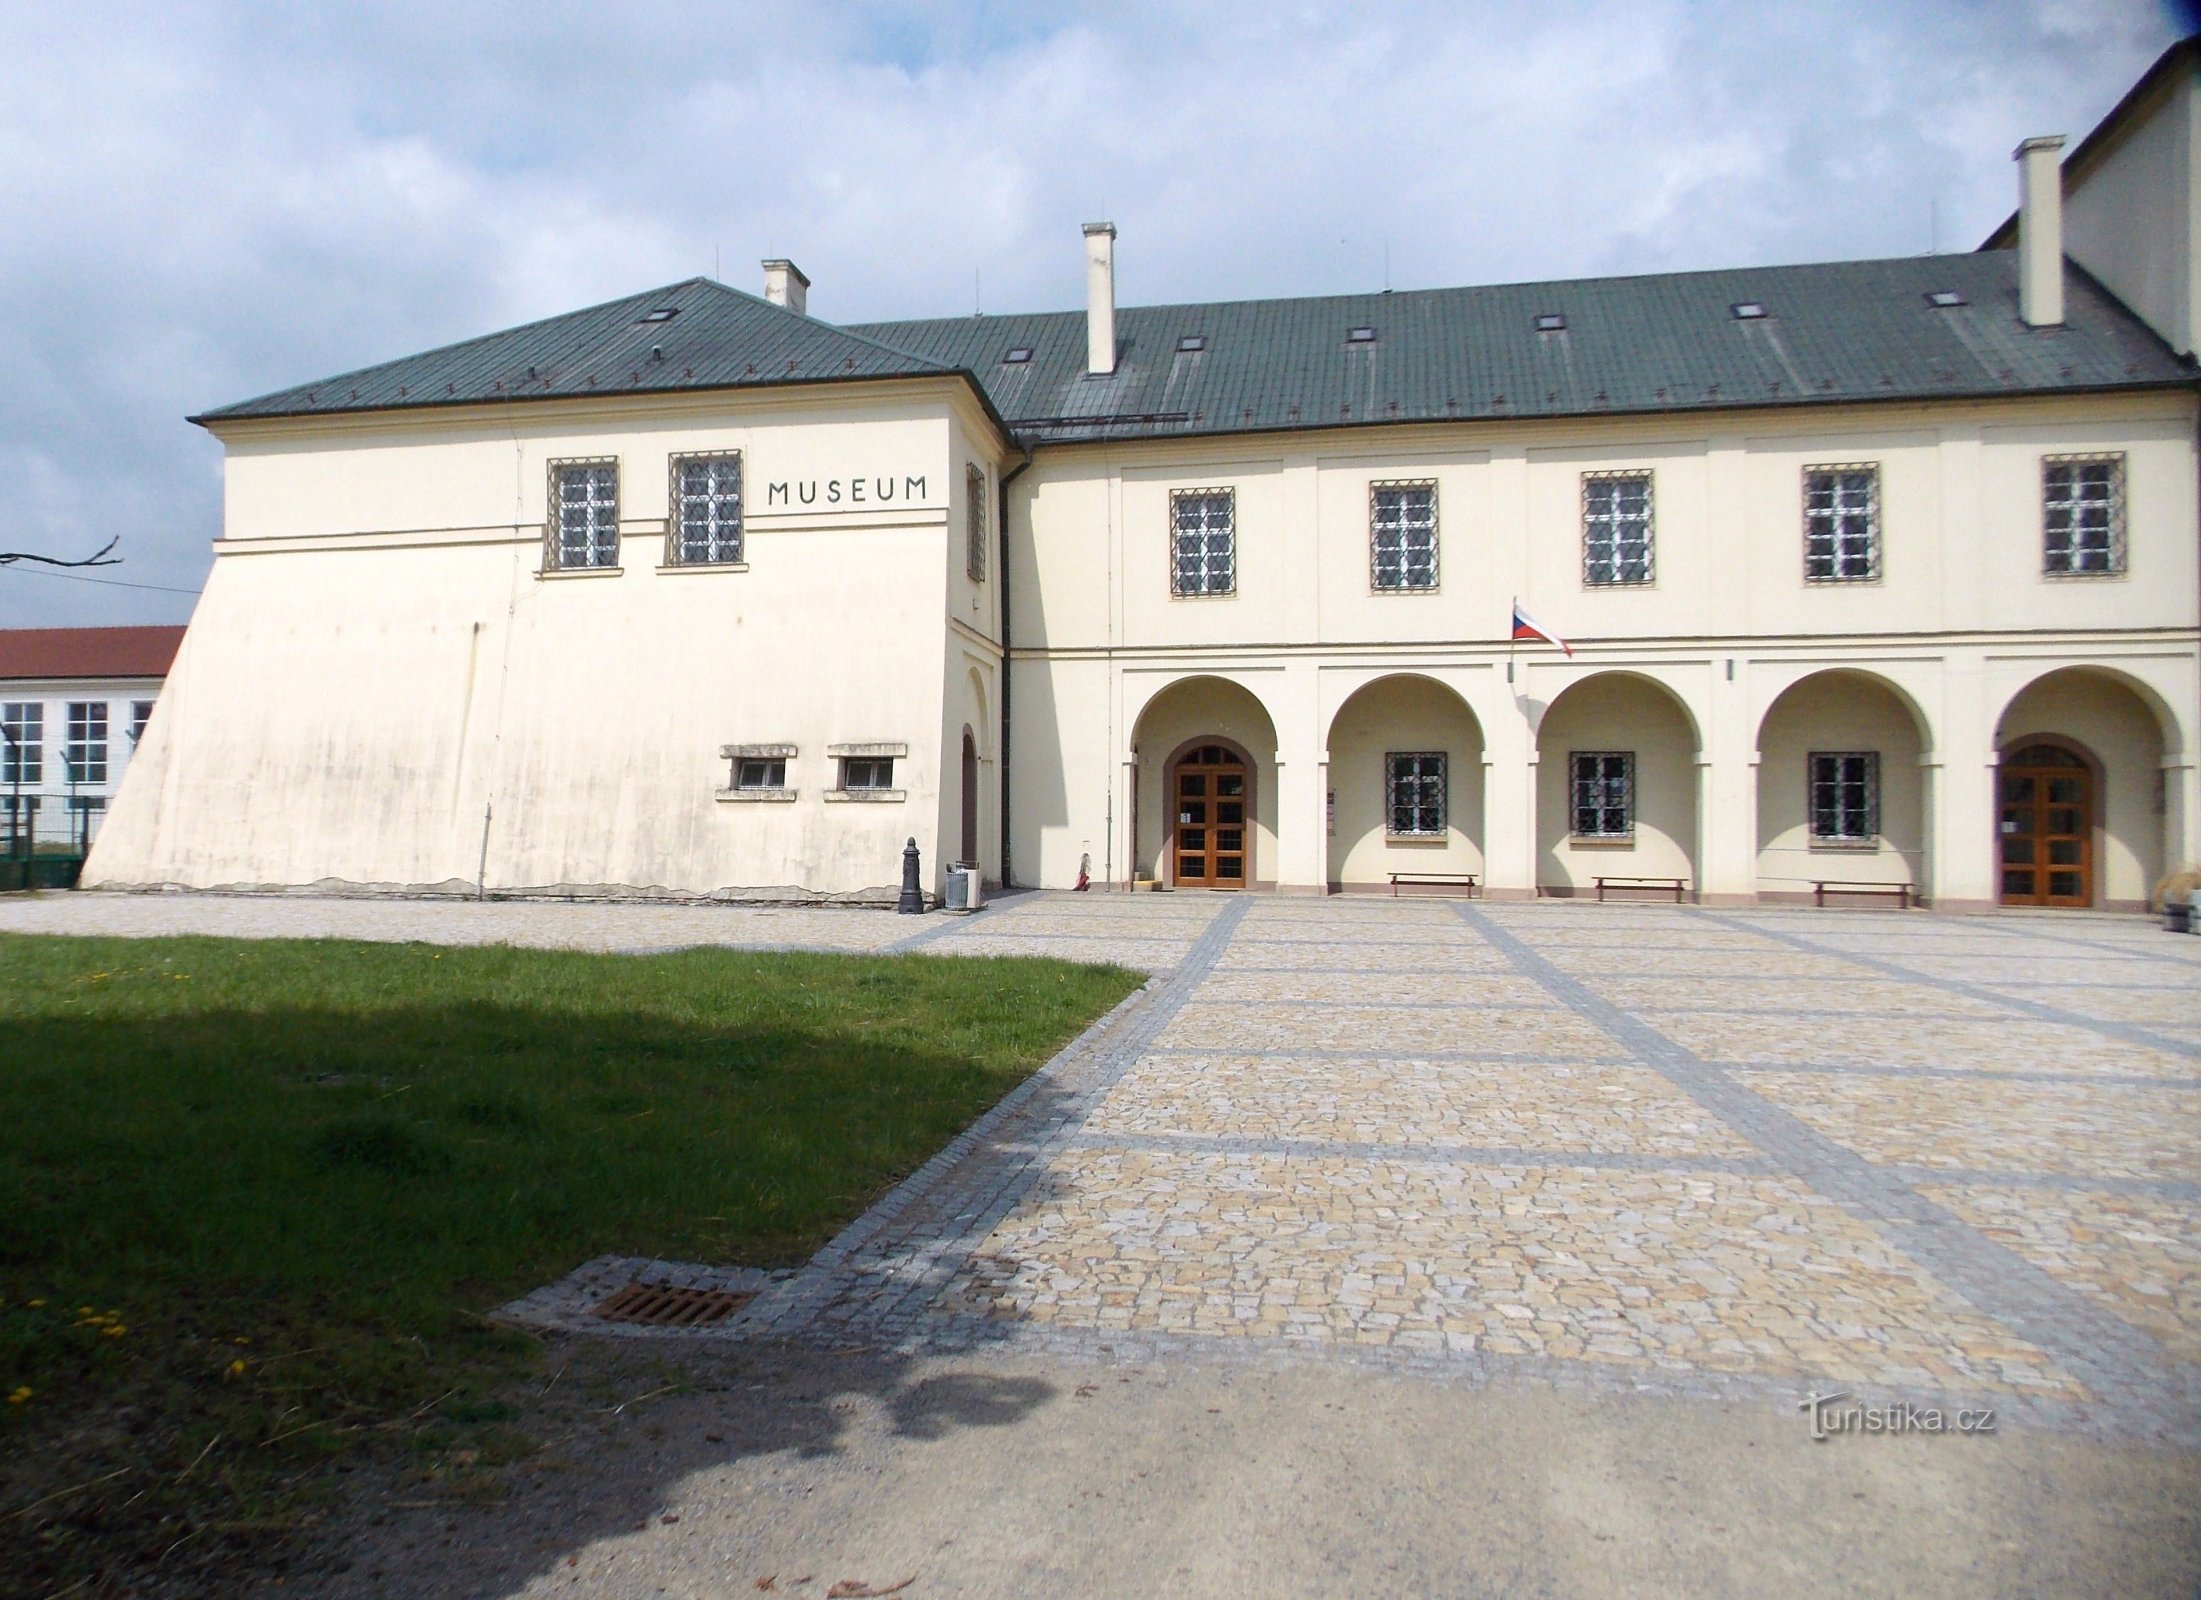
xmin=945 ymin=865 xmax=983 ymax=913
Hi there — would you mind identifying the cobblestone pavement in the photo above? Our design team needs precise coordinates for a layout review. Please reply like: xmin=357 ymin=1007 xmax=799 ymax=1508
xmin=11 ymin=887 xmax=2198 ymax=1437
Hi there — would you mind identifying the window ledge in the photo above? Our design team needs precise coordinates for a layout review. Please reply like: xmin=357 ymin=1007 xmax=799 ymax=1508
xmin=1567 ymin=835 xmax=1638 ymax=848
xmin=1170 ymin=590 xmax=1239 ymax=600
xmin=2041 ymin=569 xmax=2127 ymax=581
xmin=1384 ymin=832 xmax=1451 ymax=844
xmin=539 ymin=564 xmax=624 ymax=580
xmin=659 ymin=561 xmax=749 ymax=575
xmin=826 ymin=788 xmax=907 ymax=803
xmin=1370 ymin=585 xmax=1441 ymax=597
xmin=1808 ymin=838 xmax=1883 ymax=851
xmin=718 ymin=788 xmax=797 ymax=803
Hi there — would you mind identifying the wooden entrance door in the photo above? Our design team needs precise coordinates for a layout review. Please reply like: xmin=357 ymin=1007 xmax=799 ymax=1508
xmin=1999 ymin=742 xmax=2093 ymax=907
xmin=1172 ymin=743 xmax=1249 ymax=888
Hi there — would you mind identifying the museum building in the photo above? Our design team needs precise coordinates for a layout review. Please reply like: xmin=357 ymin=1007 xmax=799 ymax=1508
xmin=87 ymin=41 xmax=2201 ymax=911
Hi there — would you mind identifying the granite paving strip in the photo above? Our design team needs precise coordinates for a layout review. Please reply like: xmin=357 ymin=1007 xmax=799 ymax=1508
xmin=1062 ymin=1128 xmax=1775 ymax=1173
xmin=1647 ymin=1011 xmax=2197 ymax=1080
xmin=740 ymin=897 xmax=1253 ymax=1342
xmin=1455 ymin=903 xmax=2187 ymax=1426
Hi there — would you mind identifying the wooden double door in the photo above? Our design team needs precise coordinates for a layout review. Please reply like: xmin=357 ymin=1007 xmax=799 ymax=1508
xmin=1172 ymin=744 xmax=1249 ymax=888
xmin=1998 ymin=742 xmax=2093 ymax=907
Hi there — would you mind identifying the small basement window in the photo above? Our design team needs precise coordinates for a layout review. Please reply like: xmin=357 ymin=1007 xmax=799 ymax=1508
xmin=1176 ymin=334 xmax=1208 ymax=353
xmin=1731 ymin=301 xmax=1767 ymax=320
xmin=1926 ymin=290 xmax=1968 ymax=308
xmin=1003 ymin=347 xmax=1033 ymax=364
xmin=840 ymin=756 xmax=896 ymax=790
xmin=735 ymin=757 xmax=786 ymax=790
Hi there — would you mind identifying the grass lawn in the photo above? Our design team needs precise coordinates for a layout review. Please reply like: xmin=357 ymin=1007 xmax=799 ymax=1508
xmin=0 ymin=931 xmax=1138 ymax=1596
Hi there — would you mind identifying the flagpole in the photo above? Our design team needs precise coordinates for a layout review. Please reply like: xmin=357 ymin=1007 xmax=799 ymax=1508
xmin=1508 ymin=594 xmax=1517 ymax=685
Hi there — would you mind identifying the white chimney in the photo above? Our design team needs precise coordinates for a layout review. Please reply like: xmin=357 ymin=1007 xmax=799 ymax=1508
xmin=1083 ymin=222 xmax=1117 ymax=375
xmin=762 ymin=259 xmax=810 ymax=316
xmin=2015 ymin=136 xmax=2066 ymax=327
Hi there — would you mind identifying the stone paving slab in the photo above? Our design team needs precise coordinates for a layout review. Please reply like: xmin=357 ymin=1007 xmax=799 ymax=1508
xmin=1651 ymin=1011 xmax=2198 ymax=1080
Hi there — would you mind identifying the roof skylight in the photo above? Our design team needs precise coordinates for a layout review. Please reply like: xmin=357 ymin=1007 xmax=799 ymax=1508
xmin=1176 ymin=334 xmax=1208 ymax=353
xmin=636 ymin=308 xmax=679 ymax=324
xmin=1003 ymin=346 xmax=1033 ymax=364
xmin=1731 ymin=301 xmax=1767 ymax=320
xmin=1534 ymin=313 xmax=1566 ymax=332
xmin=1347 ymin=326 xmax=1377 ymax=343
xmin=1926 ymin=290 xmax=1968 ymax=308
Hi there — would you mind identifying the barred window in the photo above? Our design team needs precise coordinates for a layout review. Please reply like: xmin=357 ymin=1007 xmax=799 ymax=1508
xmin=1 ymin=702 xmax=40 ymax=785
xmin=2042 ymin=454 xmax=2124 ymax=575
xmin=1171 ymin=488 xmax=1236 ymax=596
xmin=1370 ymin=481 xmax=1437 ymax=590
xmin=1386 ymin=752 xmax=1447 ymax=836
xmin=1803 ymin=465 xmax=1879 ymax=581
xmin=1582 ymin=471 xmax=1653 ymax=585
xmin=966 ymin=464 xmax=988 ymax=582
xmin=65 ymin=702 xmax=107 ymax=786
xmin=670 ymin=453 xmax=742 ymax=565
xmin=1570 ymin=751 xmax=1633 ymax=839
xmin=547 ymin=459 xmax=619 ymax=570
xmin=1808 ymin=752 xmax=1879 ymax=842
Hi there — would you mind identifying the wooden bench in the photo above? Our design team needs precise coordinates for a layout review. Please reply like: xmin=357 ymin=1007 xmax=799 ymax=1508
xmin=1389 ymin=871 xmax=1480 ymax=899
xmin=1813 ymin=879 xmax=1916 ymax=909
xmin=1594 ymin=875 xmax=1689 ymax=903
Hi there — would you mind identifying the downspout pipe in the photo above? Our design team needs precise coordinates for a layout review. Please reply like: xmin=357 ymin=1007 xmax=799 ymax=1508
xmin=998 ymin=447 xmax=1033 ymax=888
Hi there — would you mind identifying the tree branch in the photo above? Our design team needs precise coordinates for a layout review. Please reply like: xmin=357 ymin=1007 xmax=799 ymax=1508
xmin=0 ymin=537 xmax=120 ymax=569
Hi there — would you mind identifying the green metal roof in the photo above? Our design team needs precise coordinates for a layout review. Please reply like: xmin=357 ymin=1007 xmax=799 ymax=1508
xmin=193 ymin=278 xmax=967 ymax=424
xmin=854 ymin=253 xmax=2191 ymax=446
xmin=197 ymin=251 xmax=2190 ymax=442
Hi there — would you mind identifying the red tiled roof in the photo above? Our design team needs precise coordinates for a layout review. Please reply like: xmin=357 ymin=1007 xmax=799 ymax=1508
xmin=0 ymin=626 xmax=186 ymax=682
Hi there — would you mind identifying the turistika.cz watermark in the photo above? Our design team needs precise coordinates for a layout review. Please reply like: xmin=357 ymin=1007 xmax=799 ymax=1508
xmin=1797 ymin=1391 xmax=1996 ymax=1441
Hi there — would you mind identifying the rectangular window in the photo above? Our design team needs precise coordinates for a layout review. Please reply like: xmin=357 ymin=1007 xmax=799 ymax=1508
xmin=735 ymin=757 xmax=786 ymax=790
xmin=669 ymin=453 xmax=742 ymax=565
xmin=1170 ymin=488 xmax=1236 ymax=596
xmin=1369 ymin=481 xmax=1438 ymax=590
xmin=1 ymin=702 xmax=41 ymax=786
xmin=65 ymin=702 xmax=107 ymax=786
xmin=966 ymin=464 xmax=988 ymax=582
xmin=1569 ymin=751 xmax=1634 ymax=839
xmin=1386 ymin=752 xmax=1447 ymax=836
xmin=840 ymin=756 xmax=895 ymax=790
xmin=129 ymin=701 xmax=153 ymax=746
xmin=2042 ymin=454 xmax=2124 ymax=575
xmin=1582 ymin=471 xmax=1654 ymax=585
xmin=1803 ymin=464 xmax=1880 ymax=582
xmin=1808 ymin=752 xmax=1879 ymax=842
xmin=547 ymin=458 xmax=619 ymax=570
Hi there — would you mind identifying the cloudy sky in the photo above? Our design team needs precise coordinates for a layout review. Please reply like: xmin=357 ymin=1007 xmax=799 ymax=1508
xmin=1 ymin=0 xmax=2188 ymax=628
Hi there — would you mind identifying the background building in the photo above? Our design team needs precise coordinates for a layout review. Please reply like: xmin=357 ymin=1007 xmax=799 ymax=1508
xmin=2 ymin=626 xmax=184 ymax=867
xmin=85 ymin=43 xmax=2200 ymax=911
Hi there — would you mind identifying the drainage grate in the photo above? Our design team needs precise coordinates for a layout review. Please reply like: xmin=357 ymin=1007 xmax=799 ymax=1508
xmin=592 ymin=1282 xmax=753 ymax=1328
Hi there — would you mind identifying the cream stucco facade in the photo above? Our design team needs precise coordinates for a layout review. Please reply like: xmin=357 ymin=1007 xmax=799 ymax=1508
xmin=87 ymin=53 xmax=2201 ymax=911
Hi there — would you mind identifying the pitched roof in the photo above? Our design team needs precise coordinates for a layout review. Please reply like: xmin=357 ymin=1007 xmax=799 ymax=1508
xmin=194 ymin=278 xmax=974 ymax=425
xmin=851 ymin=251 xmax=2190 ymax=446
xmin=1980 ymin=34 xmax=2199 ymax=251
xmin=196 ymin=251 xmax=2190 ymax=446
xmin=0 ymin=626 xmax=185 ymax=683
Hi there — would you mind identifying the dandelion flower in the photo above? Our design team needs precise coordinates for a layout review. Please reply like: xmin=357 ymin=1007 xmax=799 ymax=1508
xmin=6 ymin=1388 xmax=30 ymax=1405
xmin=228 ymin=1358 xmax=247 ymax=1377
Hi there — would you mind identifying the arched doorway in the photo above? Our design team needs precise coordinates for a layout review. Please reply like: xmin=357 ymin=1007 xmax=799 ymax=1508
xmin=1167 ymin=739 xmax=1252 ymax=888
xmin=1129 ymin=675 xmax=1280 ymax=890
xmin=960 ymin=728 xmax=979 ymax=867
xmin=1998 ymin=741 xmax=2093 ymax=907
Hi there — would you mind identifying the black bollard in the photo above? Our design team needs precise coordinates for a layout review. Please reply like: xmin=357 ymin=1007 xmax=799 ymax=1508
xmin=897 ymin=836 xmax=925 ymax=914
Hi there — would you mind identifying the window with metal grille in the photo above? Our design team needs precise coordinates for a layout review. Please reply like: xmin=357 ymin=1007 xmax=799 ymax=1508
xmin=669 ymin=453 xmax=742 ymax=565
xmin=129 ymin=701 xmax=153 ymax=746
xmin=1802 ymin=465 xmax=1879 ymax=581
xmin=1 ymin=703 xmax=40 ymax=785
xmin=1370 ymin=481 xmax=1438 ymax=591
xmin=840 ymin=756 xmax=895 ymax=790
xmin=966 ymin=464 xmax=987 ymax=582
xmin=65 ymin=702 xmax=107 ymax=786
xmin=1386 ymin=752 xmax=1447 ymax=836
xmin=1808 ymin=752 xmax=1879 ymax=842
xmin=2042 ymin=454 xmax=2124 ymax=575
xmin=547 ymin=459 xmax=619 ymax=569
xmin=1170 ymin=488 xmax=1236 ymax=596
xmin=1582 ymin=471 xmax=1654 ymax=585
xmin=1570 ymin=751 xmax=1633 ymax=838
xmin=734 ymin=757 xmax=786 ymax=790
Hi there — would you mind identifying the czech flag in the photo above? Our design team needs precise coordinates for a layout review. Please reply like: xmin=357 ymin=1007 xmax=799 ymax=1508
xmin=1511 ymin=601 xmax=1573 ymax=656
